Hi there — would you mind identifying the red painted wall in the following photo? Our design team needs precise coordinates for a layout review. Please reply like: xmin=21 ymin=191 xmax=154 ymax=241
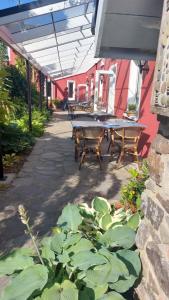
xmin=55 ymin=73 xmax=86 ymax=101
xmin=138 ymin=61 xmax=159 ymax=157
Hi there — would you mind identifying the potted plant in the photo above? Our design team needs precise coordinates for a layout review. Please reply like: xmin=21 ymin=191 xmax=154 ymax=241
xmin=126 ymin=103 xmax=137 ymax=117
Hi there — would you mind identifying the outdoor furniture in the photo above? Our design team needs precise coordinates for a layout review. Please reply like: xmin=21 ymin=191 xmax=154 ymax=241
xmin=112 ymin=127 xmax=144 ymax=166
xmin=79 ymin=127 xmax=105 ymax=170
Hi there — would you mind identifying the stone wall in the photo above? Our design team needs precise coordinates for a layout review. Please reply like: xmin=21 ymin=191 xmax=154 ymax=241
xmin=136 ymin=117 xmax=169 ymax=300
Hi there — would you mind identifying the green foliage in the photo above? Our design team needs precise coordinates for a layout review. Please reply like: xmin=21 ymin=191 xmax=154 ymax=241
xmin=0 ymin=68 xmax=14 ymax=124
xmin=2 ymin=153 xmax=20 ymax=168
xmin=0 ymin=197 xmax=142 ymax=300
xmin=4 ymin=64 xmax=27 ymax=101
xmin=0 ymin=40 xmax=8 ymax=67
xmin=17 ymin=109 xmax=50 ymax=137
xmin=1 ymin=123 xmax=35 ymax=154
xmin=120 ymin=163 xmax=149 ymax=211
xmin=127 ymin=104 xmax=137 ymax=112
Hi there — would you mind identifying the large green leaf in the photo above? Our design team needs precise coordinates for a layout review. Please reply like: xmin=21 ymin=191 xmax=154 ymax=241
xmin=99 ymin=225 xmax=136 ymax=249
xmin=98 ymin=291 xmax=126 ymax=300
xmin=41 ymin=246 xmax=55 ymax=262
xmin=117 ymin=249 xmax=141 ymax=277
xmin=40 ymin=280 xmax=78 ymax=300
xmin=0 ymin=252 xmax=34 ymax=277
xmin=63 ymin=233 xmax=82 ymax=249
xmin=71 ymin=251 xmax=107 ymax=270
xmin=67 ymin=238 xmax=94 ymax=254
xmin=79 ymin=287 xmax=95 ymax=300
xmin=127 ymin=213 xmax=140 ymax=231
xmin=85 ymin=282 xmax=108 ymax=299
xmin=50 ymin=232 xmax=66 ymax=254
xmin=109 ymin=249 xmax=141 ymax=293
xmin=109 ymin=275 xmax=136 ymax=293
xmin=99 ymin=214 xmax=113 ymax=230
xmin=85 ymin=250 xmax=128 ymax=285
xmin=78 ymin=203 xmax=94 ymax=219
xmin=1 ymin=264 xmax=48 ymax=300
xmin=57 ymin=204 xmax=82 ymax=232
xmin=92 ymin=197 xmax=111 ymax=215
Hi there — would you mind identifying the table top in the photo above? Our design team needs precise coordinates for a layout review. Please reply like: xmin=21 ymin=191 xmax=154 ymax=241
xmin=71 ymin=119 xmax=146 ymax=129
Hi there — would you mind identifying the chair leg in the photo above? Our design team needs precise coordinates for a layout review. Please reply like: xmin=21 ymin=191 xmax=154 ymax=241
xmin=107 ymin=140 xmax=112 ymax=153
xmin=96 ymin=148 xmax=102 ymax=170
xmin=74 ymin=145 xmax=79 ymax=162
xmin=117 ymin=149 xmax=124 ymax=167
xmin=79 ymin=151 xmax=86 ymax=170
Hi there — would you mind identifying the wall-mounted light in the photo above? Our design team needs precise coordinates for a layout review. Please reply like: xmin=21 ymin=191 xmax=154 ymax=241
xmin=138 ymin=60 xmax=149 ymax=74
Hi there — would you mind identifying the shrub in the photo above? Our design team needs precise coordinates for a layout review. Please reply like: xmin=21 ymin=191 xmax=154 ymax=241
xmin=0 ymin=197 xmax=142 ymax=300
xmin=120 ymin=163 xmax=149 ymax=212
xmin=1 ymin=123 xmax=35 ymax=154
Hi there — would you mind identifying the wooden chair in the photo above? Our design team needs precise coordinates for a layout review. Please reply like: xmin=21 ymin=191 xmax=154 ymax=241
xmin=74 ymin=128 xmax=83 ymax=162
xmin=111 ymin=127 xmax=143 ymax=166
xmin=79 ymin=127 xmax=104 ymax=170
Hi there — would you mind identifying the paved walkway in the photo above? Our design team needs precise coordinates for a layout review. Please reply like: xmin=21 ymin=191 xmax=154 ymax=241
xmin=0 ymin=112 xmax=131 ymax=254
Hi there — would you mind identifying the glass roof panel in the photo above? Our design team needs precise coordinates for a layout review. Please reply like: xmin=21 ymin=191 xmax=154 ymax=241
xmin=24 ymin=37 xmax=56 ymax=52
xmin=80 ymin=36 xmax=94 ymax=46
xmin=87 ymin=2 xmax=95 ymax=14
xmin=86 ymin=13 xmax=93 ymax=23
xmin=58 ymin=41 xmax=80 ymax=51
xmin=7 ymin=14 xmax=52 ymax=34
xmin=30 ymin=46 xmax=58 ymax=58
xmin=12 ymin=24 xmax=54 ymax=43
xmin=0 ymin=0 xmax=37 ymax=9
xmin=57 ymin=31 xmax=83 ymax=44
xmin=53 ymin=4 xmax=86 ymax=22
xmin=55 ymin=15 xmax=89 ymax=33
xmin=82 ymin=28 xmax=92 ymax=38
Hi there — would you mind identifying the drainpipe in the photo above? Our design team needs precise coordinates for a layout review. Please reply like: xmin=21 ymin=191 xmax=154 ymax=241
xmin=91 ymin=0 xmax=99 ymax=35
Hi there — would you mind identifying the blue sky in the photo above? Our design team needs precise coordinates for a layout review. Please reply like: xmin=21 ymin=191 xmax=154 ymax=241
xmin=0 ymin=0 xmax=36 ymax=10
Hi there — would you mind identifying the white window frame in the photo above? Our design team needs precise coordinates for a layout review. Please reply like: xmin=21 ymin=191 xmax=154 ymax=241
xmin=67 ymin=80 xmax=75 ymax=100
xmin=126 ymin=60 xmax=142 ymax=120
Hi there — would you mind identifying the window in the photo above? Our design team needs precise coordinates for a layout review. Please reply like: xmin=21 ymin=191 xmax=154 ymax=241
xmin=67 ymin=80 xmax=75 ymax=100
xmin=126 ymin=60 xmax=142 ymax=119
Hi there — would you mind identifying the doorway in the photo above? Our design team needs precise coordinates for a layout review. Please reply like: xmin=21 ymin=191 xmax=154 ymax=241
xmin=94 ymin=65 xmax=117 ymax=113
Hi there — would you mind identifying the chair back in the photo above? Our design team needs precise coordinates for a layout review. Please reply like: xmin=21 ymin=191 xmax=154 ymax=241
xmin=124 ymin=127 xmax=143 ymax=143
xmin=82 ymin=127 xmax=104 ymax=141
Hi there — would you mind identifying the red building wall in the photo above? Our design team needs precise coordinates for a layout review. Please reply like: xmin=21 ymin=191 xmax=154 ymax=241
xmin=55 ymin=59 xmax=159 ymax=158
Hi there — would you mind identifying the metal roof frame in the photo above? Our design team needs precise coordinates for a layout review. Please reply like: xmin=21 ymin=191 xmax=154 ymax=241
xmin=0 ymin=0 xmax=99 ymax=79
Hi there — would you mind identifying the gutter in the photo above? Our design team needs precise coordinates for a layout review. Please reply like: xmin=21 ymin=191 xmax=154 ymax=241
xmin=91 ymin=0 xmax=99 ymax=35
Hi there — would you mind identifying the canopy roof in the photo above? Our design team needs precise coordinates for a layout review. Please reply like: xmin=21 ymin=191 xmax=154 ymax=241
xmin=0 ymin=0 xmax=99 ymax=79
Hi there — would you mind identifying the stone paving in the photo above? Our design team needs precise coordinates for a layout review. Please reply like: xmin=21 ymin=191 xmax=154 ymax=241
xmin=0 ymin=112 xmax=132 ymax=254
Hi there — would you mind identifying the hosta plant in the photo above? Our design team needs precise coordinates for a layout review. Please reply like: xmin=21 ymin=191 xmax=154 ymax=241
xmin=0 ymin=197 xmax=141 ymax=300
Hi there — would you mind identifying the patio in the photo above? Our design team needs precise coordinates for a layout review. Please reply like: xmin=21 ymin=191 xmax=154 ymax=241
xmin=0 ymin=111 xmax=133 ymax=254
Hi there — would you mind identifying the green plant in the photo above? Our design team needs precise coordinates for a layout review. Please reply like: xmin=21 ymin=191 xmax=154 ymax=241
xmin=127 ymin=104 xmax=137 ymax=112
xmin=1 ymin=123 xmax=35 ymax=154
xmin=2 ymin=153 xmax=20 ymax=168
xmin=120 ymin=163 xmax=149 ymax=212
xmin=53 ymin=98 xmax=62 ymax=108
xmin=0 ymin=197 xmax=141 ymax=300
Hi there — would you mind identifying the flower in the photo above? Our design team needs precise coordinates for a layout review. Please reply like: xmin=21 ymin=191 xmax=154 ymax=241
xmin=18 ymin=204 xmax=29 ymax=225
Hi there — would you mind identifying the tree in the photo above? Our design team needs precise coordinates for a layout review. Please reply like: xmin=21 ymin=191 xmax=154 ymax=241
xmin=0 ymin=40 xmax=8 ymax=68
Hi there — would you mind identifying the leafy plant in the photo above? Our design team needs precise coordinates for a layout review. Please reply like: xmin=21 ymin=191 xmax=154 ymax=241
xmin=127 ymin=104 xmax=137 ymax=112
xmin=1 ymin=123 xmax=35 ymax=154
xmin=120 ymin=163 xmax=149 ymax=212
xmin=0 ymin=197 xmax=141 ymax=300
xmin=2 ymin=153 xmax=20 ymax=168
